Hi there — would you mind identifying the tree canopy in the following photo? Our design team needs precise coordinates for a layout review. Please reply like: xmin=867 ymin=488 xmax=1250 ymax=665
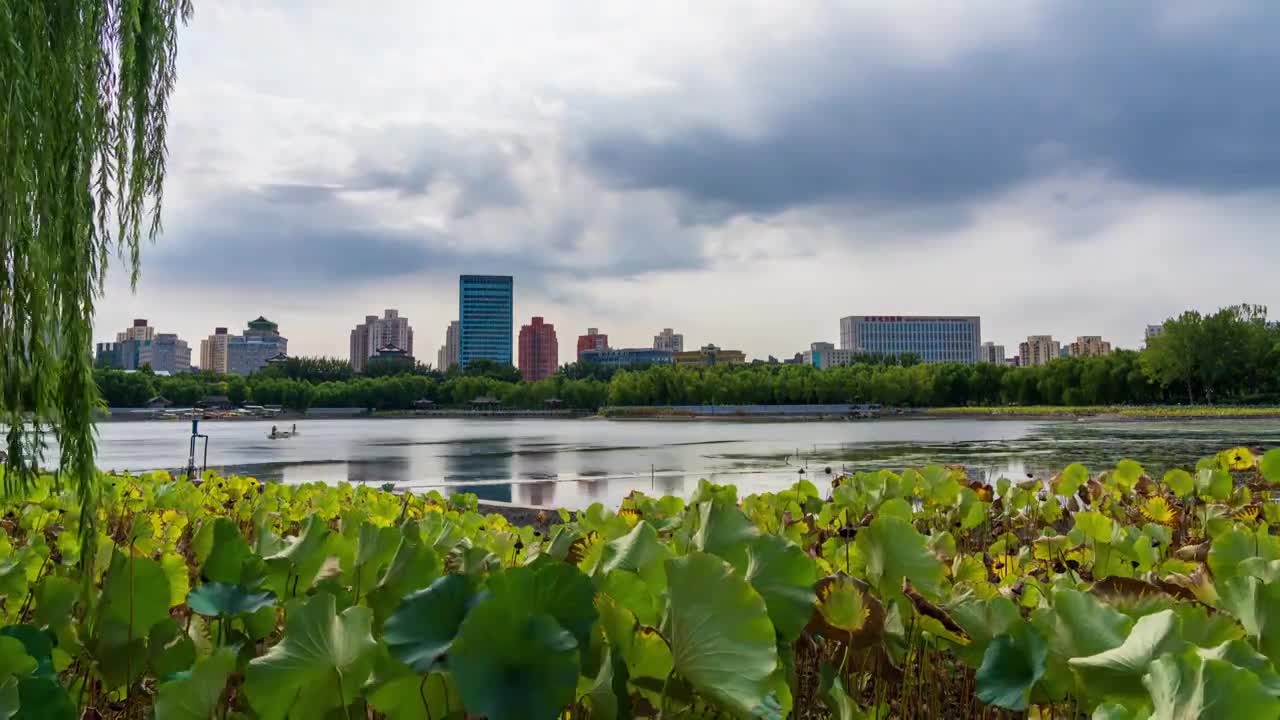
xmin=1 ymin=1 xmax=194 ymax=543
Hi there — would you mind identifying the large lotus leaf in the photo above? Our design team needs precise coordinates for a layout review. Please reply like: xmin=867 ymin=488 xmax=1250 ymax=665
xmin=9 ymin=676 xmax=75 ymax=720
xmin=1092 ymin=702 xmax=1151 ymax=720
xmin=366 ymin=648 xmax=464 ymax=720
xmin=100 ymin=550 xmax=170 ymax=637
xmin=368 ymin=671 xmax=463 ymax=720
xmin=1073 ymin=511 xmax=1115 ymax=544
xmin=187 ymin=582 xmax=276 ymax=618
xmin=1240 ymin=558 xmax=1280 ymax=584
xmin=691 ymin=501 xmax=760 ymax=569
xmin=1262 ymin=449 xmax=1280 ymax=485
xmin=0 ymin=678 xmax=15 ymax=719
xmin=92 ymin=618 xmax=147 ymax=689
xmin=244 ymin=593 xmax=377 ymax=720
xmin=1208 ymin=526 xmax=1280 ymax=584
xmin=383 ymin=574 xmax=475 ymax=673
xmin=1113 ymin=460 xmax=1144 ymax=491
xmin=666 ymin=552 xmax=780 ymax=718
xmin=599 ymin=569 xmax=662 ymax=627
xmin=1144 ymin=647 xmax=1280 ymax=720
xmin=1055 ymin=464 xmax=1089 ymax=497
xmin=0 ymin=627 xmax=52 ymax=681
xmin=1172 ymin=604 xmax=1243 ymax=649
xmin=196 ymin=518 xmax=251 ymax=584
xmin=975 ymin=620 xmax=1048 ymax=711
xmin=264 ymin=514 xmax=332 ymax=597
xmin=448 ymin=597 xmax=580 ymax=720
xmin=348 ymin=522 xmax=402 ymax=600
xmin=1196 ymin=468 xmax=1233 ymax=502
xmin=854 ymin=517 xmax=945 ymax=600
xmin=161 ymin=553 xmax=190 ymax=608
xmin=154 ymin=646 xmax=236 ymax=720
xmin=1219 ymin=575 xmax=1280 ymax=664
xmin=1048 ymin=590 xmax=1133 ymax=660
xmin=1197 ymin=639 xmax=1280 ymax=696
xmin=0 ymin=637 xmax=35 ymax=678
xmin=33 ymin=577 xmax=77 ymax=630
xmin=1069 ymin=610 xmax=1186 ymax=704
xmin=148 ymin=618 xmax=196 ymax=679
xmin=1162 ymin=469 xmax=1194 ymax=498
xmin=368 ymin=526 xmax=442 ymax=630
xmin=487 ymin=561 xmax=598 ymax=653
xmin=743 ymin=535 xmax=818 ymax=643
xmin=599 ymin=521 xmax=668 ymax=577
xmin=576 ymin=647 xmax=622 ymax=720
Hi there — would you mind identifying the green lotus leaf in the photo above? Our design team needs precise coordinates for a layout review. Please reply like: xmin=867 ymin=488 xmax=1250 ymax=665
xmin=599 ymin=520 xmax=668 ymax=576
xmin=366 ymin=654 xmax=463 ymax=720
xmin=1091 ymin=702 xmax=1149 ymax=719
xmin=154 ymin=646 xmax=236 ymax=720
xmin=488 ymin=560 xmax=598 ymax=653
xmin=1073 ymin=511 xmax=1115 ymax=544
xmin=8 ymin=676 xmax=75 ymax=720
xmin=975 ymin=620 xmax=1048 ymax=711
xmin=367 ymin=524 xmax=442 ymax=631
xmin=819 ymin=662 xmax=864 ymax=719
xmin=264 ymin=514 xmax=333 ymax=597
xmin=383 ymin=574 xmax=475 ymax=673
xmin=100 ymin=550 xmax=170 ymax=637
xmin=32 ymin=578 xmax=77 ymax=631
xmin=448 ymin=596 xmax=580 ymax=720
xmin=1113 ymin=460 xmax=1144 ymax=491
xmin=1055 ymin=464 xmax=1089 ymax=497
xmin=854 ymin=517 xmax=946 ymax=600
xmin=1162 ymin=469 xmax=1194 ymax=498
xmin=0 ymin=637 xmax=35 ymax=678
xmin=244 ymin=592 xmax=377 ymax=720
xmin=1069 ymin=609 xmax=1186 ymax=704
xmin=692 ymin=501 xmax=759 ymax=568
xmin=1196 ymin=468 xmax=1233 ymax=502
xmin=161 ymin=553 xmax=190 ymax=608
xmin=1210 ymin=526 xmax=1280 ymax=585
xmin=147 ymin=618 xmax=196 ymax=679
xmin=1262 ymin=449 xmax=1280 ymax=485
xmin=349 ymin=522 xmax=401 ymax=600
xmin=187 ymin=582 xmax=276 ymax=618
xmin=1144 ymin=647 xmax=1280 ymax=720
xmin=666 ymin=552 xmax=780 ymax=718
xmin=196 ymin=518 xmax=251 ymax=584
xmin=576 ymin=647 xmax=622 ymax=720
xmin=599 ymin=569 xmax=661 ymax=627
xmin=743 ymin=535 xmax=818 ymax=643
xmin=0 ymin=627 xmax=52 ymax=681
xmin=1219 ymin=575 xmax=1280 ymax=664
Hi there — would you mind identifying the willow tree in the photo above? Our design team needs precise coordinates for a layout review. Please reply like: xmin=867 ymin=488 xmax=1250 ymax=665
xmin=1 ymin=1 xmax=193 ymax=543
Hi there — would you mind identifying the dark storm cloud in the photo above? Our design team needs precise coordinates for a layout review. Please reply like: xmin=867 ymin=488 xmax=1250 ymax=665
xmin=583 ymin=3 xmax=1280 ymax=217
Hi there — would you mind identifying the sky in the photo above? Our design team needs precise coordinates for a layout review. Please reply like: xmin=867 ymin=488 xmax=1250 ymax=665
xmin=96 ymin=0 xmax=1280 ymax=361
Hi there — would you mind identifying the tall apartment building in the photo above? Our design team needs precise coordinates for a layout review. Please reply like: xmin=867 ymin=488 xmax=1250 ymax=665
xmin=979 ymin=342 xmax=1006 ymax=364
xmin=802 ymin=342 xmax=860 ymax=369
xmin=459 ymin=275 xmax=513 ymax=366
xmin=436 ymin=321 xmax=460 ymax=372
xmin=839 ymin=315 xmax=981 ymax=364
xmin=201 ymin=317 xmax=288 ymax=375
xmin=577 ymin=328 xmax=609 ymax=359
xmin=653 ymin=328 xmax=684 ymax=353
xmin=1067 ymin=336 xmax=1112 ymax=358
xmin=518 ymin=317 xmax=558 ymax=381
xmin=200 ymin=328 xmax=231 ymax=373
xmin=674 ymin=344 xmax=746 ymax=368
xmin=117 ymin=318 xmax=155 ymax=344
xmin=1018 ymin=335 xmax=1061 ymax=367
xmin=350 ymin=309 xmax=414 ymax=373
xmin=97 ymin=320 xmax=190 ymax=373
xmin=139 ymin=334 xmax=192 ymax=373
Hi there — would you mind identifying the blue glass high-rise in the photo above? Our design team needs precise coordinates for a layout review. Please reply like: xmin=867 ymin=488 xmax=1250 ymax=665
xmin=459 ymin=275 xmax=513 ymax=366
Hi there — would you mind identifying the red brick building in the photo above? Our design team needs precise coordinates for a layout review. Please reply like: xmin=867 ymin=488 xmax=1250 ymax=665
xmin=576 ymin=327 xmax=609 ymax=359
xmin=518 ymin=316 xmax=559 ymax=381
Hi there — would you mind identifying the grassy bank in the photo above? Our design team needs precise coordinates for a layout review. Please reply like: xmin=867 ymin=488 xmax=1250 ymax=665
xmin=924 ymin=405 xmax=1280 ymax=419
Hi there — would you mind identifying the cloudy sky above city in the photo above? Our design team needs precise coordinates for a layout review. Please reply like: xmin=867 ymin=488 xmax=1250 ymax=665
xmin=98 ymin=0 xmax=1280 ymax=360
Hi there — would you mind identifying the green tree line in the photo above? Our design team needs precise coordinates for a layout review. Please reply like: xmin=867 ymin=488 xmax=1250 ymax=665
xmin=96 ymin=304 xmax=1280 ymax=411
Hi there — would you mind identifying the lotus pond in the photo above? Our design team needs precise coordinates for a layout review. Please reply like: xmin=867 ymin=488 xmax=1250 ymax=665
xmin=2 ymin=447 xmax=1280 ymax=718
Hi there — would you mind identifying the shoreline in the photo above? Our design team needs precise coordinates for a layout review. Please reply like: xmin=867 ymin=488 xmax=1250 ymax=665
xmin=95 ymin=406 xmax=1280 ymax=424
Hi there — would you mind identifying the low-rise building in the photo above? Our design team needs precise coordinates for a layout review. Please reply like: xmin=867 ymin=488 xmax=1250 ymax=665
xmin=578 ymin=348 xmax=673 ymax=369
xmin=801 ymin=342 xmax=861 ymax=369
xmin=839 ymin=315 xmax=981 ymax=364
xmin=1144 ymin=324 xmax=1164 ymax=346
xmin=674 ymin=344 xmax=746 ymax=368
xmin=138 ymin=333 xmax=192 ymax=373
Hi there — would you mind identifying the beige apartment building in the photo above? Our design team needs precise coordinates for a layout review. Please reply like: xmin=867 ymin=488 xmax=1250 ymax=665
xmin=437 ymin=321 xmax=460 ymax=372
xmin=1018 ymin=335 xmax=1061 ymax=367
xmin=200 ymin=328 xmax=230 ymax=374
xmin=1068 ymin=335 xmax=1113 ymax=357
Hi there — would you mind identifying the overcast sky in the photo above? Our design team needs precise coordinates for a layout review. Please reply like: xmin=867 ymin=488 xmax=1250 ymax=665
xmin=96 ymin=0 xmax=1280 ymax=361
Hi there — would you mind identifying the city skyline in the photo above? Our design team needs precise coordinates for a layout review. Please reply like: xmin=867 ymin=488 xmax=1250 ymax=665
xmin=90 ymin=3 xmax=1280 ymax=359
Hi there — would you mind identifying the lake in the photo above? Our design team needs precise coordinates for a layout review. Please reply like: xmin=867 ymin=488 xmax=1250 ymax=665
xmin=89 ymin=417 xmax=1280 ymax=509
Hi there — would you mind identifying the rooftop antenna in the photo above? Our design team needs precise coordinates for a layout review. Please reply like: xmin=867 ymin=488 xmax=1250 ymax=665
xmin=185 ymin=418 xmax=209 ymax=483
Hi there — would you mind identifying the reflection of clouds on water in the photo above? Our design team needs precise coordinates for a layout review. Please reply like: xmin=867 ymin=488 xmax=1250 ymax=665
xmin=444 ymin=437 xmax=513 ymax=504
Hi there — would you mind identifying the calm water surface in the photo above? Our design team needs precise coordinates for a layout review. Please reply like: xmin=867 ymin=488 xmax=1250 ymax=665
xmin=93 ymin=417 xmax=1280 ymax=509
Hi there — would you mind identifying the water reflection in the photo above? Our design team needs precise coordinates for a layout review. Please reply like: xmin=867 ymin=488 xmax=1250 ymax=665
xmin=90 ymin=416 xmax=1280 ymax=511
